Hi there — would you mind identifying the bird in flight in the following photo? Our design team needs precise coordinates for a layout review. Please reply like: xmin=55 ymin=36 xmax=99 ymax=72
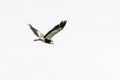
xmin=29 ymin=20 xmax=67 ymax=44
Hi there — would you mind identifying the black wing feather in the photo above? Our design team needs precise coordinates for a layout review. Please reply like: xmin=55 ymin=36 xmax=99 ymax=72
xmin=28 ymin=24 xmax=39 ymax=37
xmin=44 ymin=20 xmax=67 ymax=38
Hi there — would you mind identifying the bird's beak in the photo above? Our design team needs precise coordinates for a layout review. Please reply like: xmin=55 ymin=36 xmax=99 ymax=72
xmin=50 ymin=41 xmax=54 ymax=45
xmin=51 ymin=42 xmax=54 ymax=45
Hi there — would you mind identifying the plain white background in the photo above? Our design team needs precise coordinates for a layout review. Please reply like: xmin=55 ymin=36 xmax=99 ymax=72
xmin=0 ymin=0 xmax=120 ymax=80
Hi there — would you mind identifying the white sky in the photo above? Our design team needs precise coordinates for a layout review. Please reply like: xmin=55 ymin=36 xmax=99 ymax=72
xmin=0 ymin=0 xmax=120 ymax=80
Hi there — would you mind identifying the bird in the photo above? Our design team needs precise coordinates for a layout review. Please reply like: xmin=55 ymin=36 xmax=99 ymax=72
xmin=29 ymin=20 xmax=67 ymax=44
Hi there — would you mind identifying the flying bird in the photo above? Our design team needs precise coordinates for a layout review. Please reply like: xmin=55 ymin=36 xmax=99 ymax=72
xmin=29 ymin=20 xmax=67 ymax=44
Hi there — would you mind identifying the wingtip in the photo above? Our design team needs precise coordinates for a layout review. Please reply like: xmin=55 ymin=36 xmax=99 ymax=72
xmin=64 ymin=20 xmax=67 ymax=22
xmin=60 ymin=20 xmax=67 ymax=27
xmin=61 ymin=20 xmax=67 ymax=25
xmin=28 ymin=24 xmax=32 ymax=27
xmin=28 ymin=24 xmax=34 ymax=30
xmin=62 ymin=20 xmax=67 ymax=23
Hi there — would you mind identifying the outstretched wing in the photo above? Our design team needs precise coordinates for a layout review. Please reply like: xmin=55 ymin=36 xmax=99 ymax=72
xmin=28 ymin=24 xmax=44 ymax=38
xmin=44 ymin=20 xmax=67 ymax=40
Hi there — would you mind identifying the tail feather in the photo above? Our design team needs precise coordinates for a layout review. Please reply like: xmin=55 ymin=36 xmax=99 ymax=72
xmin=34 ymin=39 xmax=41 ymax=41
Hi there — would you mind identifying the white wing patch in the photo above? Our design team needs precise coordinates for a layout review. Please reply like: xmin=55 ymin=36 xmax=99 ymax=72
xmin=35 ymin=30 xmax=44 ymax=38
xmin=39 ymin=32 xmax=44 ymax=38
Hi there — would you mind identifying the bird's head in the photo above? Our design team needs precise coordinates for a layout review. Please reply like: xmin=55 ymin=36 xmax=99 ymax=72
xmin=50 ymin=40 xmax=54 ymax=45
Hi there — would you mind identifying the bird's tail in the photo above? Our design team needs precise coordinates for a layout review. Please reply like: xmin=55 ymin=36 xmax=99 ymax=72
xmin=34 ymin=39 xmax=41 ymax=41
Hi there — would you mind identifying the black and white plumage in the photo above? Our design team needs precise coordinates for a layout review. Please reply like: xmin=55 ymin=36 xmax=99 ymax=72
xmin=29 ymin=20 xmax=67 ymax=44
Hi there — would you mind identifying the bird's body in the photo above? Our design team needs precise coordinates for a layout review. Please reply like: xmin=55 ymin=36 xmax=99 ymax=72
xmin=29 ymin=20 xmax=67 ymax=44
